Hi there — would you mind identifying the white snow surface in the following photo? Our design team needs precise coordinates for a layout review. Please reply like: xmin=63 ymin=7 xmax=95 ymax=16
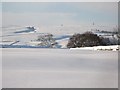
xmin=70 ymin=45 xmax=119 ymax=51
xmin=2 ymin=48 xmax=118 ymax=88
xmin=1 ymin=25 xmax=118 ymax=48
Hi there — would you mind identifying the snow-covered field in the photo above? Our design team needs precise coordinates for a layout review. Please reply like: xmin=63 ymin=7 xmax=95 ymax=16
xmin=2 ymin=48 xmax=118 ymax=88
xmin=70 ymin=45 xmax=119 ymax=51
xmin=1 ymin=25 xmax=119 ymax=48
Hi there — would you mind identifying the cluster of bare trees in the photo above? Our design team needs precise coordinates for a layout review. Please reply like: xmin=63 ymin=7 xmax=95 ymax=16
xmin=36 ymin=31 xmax=119 ymax=48
xmin=37 ymin=33 xmax=57 ymax=48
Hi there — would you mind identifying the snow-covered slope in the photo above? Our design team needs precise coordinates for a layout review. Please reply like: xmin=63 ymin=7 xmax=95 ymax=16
xmin=70 ymin=45 xmax=119 ymax=51
xmin=1 ymin=25 xmax=118 ymax=48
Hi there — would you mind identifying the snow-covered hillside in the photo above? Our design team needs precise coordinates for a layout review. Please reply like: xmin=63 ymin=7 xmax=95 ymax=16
xmin=2 ymin=25 xmax=118 ymax=88
xmin=70 ymin=45 xmax=119 ymax=51
xmin=1 ymin=25 xmax=119 ymax=48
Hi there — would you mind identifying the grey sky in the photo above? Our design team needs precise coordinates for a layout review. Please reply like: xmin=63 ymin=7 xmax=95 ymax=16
xmin=2 ymin=2 xmax=118 ymax=26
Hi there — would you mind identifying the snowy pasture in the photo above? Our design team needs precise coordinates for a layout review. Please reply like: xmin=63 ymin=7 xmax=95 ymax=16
xmin=2 ymin=48 xmax=118 ymax=88
xmin=1 ymin=25 xmax=119 ymax=48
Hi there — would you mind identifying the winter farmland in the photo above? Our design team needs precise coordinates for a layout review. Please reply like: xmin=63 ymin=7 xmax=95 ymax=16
xmin=2 ymin=48 xmax=118 ymax=88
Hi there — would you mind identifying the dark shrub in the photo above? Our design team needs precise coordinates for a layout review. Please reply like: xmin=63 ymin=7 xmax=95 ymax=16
xmin=67 ymin=32 xmax=106 ymax=48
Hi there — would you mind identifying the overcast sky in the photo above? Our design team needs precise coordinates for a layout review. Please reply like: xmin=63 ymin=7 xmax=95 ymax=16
xmin=2 ymin=2 xmax=118 ymax=27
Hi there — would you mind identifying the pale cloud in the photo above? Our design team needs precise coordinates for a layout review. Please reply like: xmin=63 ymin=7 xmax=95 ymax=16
xmin=2 ymin=2 xmax=118 ymax=26
xmin=68 ymin=2 xmax=118 ymax=14
xmin=2 ymin=12 xmax=79 ymax=26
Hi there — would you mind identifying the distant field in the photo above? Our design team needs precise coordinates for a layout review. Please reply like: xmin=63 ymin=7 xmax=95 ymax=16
xmin=2 ymin=48 xmax=118 ymax=88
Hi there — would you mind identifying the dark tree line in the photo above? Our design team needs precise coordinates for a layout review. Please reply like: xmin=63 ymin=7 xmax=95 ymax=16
xmin=67 ymin=32 xmax=107 ymax=48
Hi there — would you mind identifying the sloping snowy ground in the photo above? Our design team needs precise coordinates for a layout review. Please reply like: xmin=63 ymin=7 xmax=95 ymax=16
xmin=70 ymin=45 xmax=119 ymax=51
xmin=1 ymin=25 xmax=118 ymax=48
xmin=2 ymin=48 xmax=118 ymax=88
xmin=1 ymin=26 xmax=71 ymax=48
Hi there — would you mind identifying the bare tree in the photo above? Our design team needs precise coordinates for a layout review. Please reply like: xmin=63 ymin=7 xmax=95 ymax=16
xmin=37 ymin=33 xmax=57 ymax=48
